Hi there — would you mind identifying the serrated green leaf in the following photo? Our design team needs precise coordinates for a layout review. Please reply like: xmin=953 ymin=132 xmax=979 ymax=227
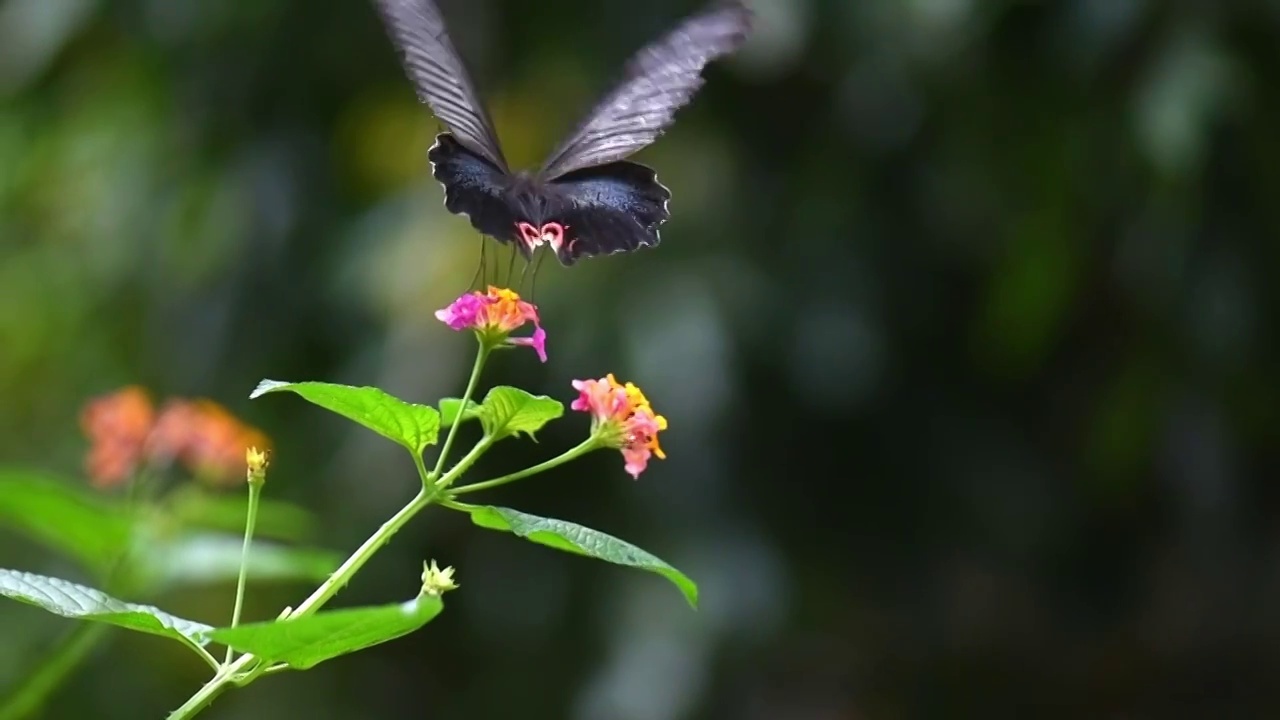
xmin=466 ymin=506 xmax=697 ymax=608
xmin=476 ymin=387 xmax=563 ymax=440
xmin=142 ymin=534 xmax=340 ymax=587
xmin=0 ymin=470 xmax=133 ymax=574
xmin=251 ymin=380 xmax=441 ymax=454
xmin=209 ymin=595 xmax=444 ymax=669
xmin=166 ymin=486 xmax=317 ymax=542
xmin=0 ymin=568 xmax=213 ymax=655
xmin=439 ymin=398 xmax=481 ymax=428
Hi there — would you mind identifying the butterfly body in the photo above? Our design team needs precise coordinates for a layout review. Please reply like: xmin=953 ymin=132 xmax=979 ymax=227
xmin=377 ymin=0 xmax=752 ymax=266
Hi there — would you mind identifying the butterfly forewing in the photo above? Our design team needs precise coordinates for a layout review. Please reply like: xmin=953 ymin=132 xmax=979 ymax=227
xmin=537 ymin=1 xmax=753 ymax=180
xmin=373 ymin=0 xmax=509 ymax=170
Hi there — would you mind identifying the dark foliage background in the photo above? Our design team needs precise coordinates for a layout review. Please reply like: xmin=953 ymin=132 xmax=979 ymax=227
xmin=2 ymin=0 xmax=1279 ymax=717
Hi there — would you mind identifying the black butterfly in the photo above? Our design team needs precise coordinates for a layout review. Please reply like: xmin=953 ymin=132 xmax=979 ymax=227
xmin=373 ymin=0 xmax=753 ymax=267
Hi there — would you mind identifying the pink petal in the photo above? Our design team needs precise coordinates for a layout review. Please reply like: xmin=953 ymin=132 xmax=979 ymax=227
xmin=508 ymin=326 xmax=548 ymax=363
xmin=435 ymin=293 xmax=487 ymax=331
xmin=622 ymin=446 xmax=650 ymax=479
xmin=570 ymin=379 xmax=595 ymax=413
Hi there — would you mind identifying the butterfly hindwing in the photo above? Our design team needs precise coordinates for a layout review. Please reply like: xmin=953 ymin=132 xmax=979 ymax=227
xmin=546 ymin=162 xmax=671 ymax=266
xmin=428 ymin=133 xmax=520 ymax=244
xmin=537 ymin=1 xmax=753 ymax=180
xmin=374 ymin=0 xmax=509 ymax=170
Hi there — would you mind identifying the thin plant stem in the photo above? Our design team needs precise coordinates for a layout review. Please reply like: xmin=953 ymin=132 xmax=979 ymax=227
xmin=448 ymin=437 xmax=598 ymax=496
xmin=169 ymin=415 xmax=501 ymax=719
xmin=170 ymin=491 xmax=427 ymax=717
xmin=287 ymin=488 xmax=431 ymax=619
xmin=172 ymin=474 xmax=444 ymax=717
xmin=413 ymin=453 xmax=432 ymax=488
xmin=170 ymin=343 xmax=543 ymax=718
xmin=166 ymin=667 xmax=234 ymax=720
xmin=433 ymin=434 xmax=494 ymax=490
xmin=186 ymin=643 xmax=222 ymax=672
xmin=431 ymin=344 xmax=489 ymax=482
xmin=223 ymin=481 xmax=263 ymax=665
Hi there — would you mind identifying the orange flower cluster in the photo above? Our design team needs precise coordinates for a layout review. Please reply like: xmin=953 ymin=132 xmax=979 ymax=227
xmin=80 ymin=386 xmax=155 ymax=489
xmin=435 ymin=286 xmax=547 ymax=362
xmin=80 ymin=386 xmax=270 ymax=488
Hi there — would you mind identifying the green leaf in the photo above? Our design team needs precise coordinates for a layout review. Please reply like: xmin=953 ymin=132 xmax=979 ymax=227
xmin=476 ymin=386 xmax=563 ymax=440
xmin=141 ymin=534 xmax=340 ymax=587
xmin=251 ymin=380 xmax=441 ymax=454
xmin=0 ymin=568 xmax=213 ymax=655
xmin=167 ymin=486 xmax=318 ymax=542
xmin=466 ymin=506 xmax=697 ymax=608
xmin=439 ymin=398 xmax=481 ymax=428
xmin=0 ymin=470 xmax=134 ymax=574
xmin=209 ymin=595 xmax=444 ymax=669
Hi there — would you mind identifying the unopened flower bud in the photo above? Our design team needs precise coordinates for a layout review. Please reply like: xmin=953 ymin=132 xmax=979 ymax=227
xmin=246 ymin=446 xmax=270 ymax=485
xmin=420 ymin=559 xmax=459 ymax=596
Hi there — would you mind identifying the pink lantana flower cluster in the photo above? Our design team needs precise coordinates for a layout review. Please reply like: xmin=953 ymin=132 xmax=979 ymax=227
xmin=435 ymin=286 xmax=547 ymax=362
xmin=571 ymin=374 xmax=668 ymax=479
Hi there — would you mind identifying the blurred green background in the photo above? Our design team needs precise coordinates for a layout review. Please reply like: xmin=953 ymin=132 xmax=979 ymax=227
xmin=3 ymin=0 xmax=1280 ymax=717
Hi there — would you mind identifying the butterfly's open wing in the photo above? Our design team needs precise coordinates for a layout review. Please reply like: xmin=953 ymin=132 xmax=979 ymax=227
xmin=428 ymin=133 xmax=520 ymax=244
xmin=374 ymin=0 xmax=509 ymax=171
xmin=545 ymin=162 xmax=671 ymax=266
xmin=536 ymin=1 xmax=752 ymax=180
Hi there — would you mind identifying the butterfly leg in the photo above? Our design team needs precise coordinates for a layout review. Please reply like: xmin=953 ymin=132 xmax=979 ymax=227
xmin=469 ymin=236 xmax=487 ymax=290
xmin=519 ymin=255 xmax=529 ymax=294
xmin=504 ymin=241 xmax=520 ymax=288
xmin=528 ymin=246 xmax=549 ymax=302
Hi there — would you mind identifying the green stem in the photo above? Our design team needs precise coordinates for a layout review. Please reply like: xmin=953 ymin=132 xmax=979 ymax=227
xmin=170 ymin=488 xmax=434 ymax=718
xmin=0 ymin=623 xmax=109 ymax=720
xmin=433 ymin=435 xmax=495 ymax=490
xmin=166 ymin=667 xmax=236 ymax=720
xmin=170 ymin=347 xmax=499 ymax=718
xmin=287 ymin=488 xmax=432 ymax=618
xmin=187 ymin=644 xmax=222 ymax=672
xmin=430 ymin=344 xmax=489 ymax=482
xmin=223 ymin=481 xmax=263 ymax=665
xmin=449 ymin=437 xmax=599 ymax=496
xmin=412 ymin=453 xmax=432 ymax=488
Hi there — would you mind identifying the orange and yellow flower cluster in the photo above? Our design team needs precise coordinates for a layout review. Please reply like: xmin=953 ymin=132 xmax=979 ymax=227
xmin=435 ymin=286 xmax=547 ymax=362
xmin=80 ymin=386 xmax=270 ymax=488
xmin=570 ymin=374 xmax=667 ymax=479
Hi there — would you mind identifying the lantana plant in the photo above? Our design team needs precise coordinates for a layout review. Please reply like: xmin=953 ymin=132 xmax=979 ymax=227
xmin=0 ymin=286 xmax=694 ymax=719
